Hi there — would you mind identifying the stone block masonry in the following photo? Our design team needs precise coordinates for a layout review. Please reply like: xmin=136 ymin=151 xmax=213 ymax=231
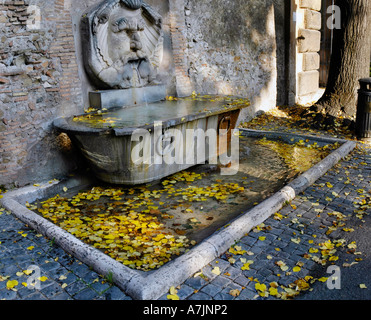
xmin=296 ymin=0 xmax=322 ymax=97
xmin=300 ymin=0 xmax=322 ymax=12
xmin=298 ymin=29 xmax=321 ymax=53
xmin=0 ymin=0 xmax=83 ymax=187
xmin=303 ymin=52 xmax=320 ymax=72
xmin=298 ymin=70 xmax=319 ymax=96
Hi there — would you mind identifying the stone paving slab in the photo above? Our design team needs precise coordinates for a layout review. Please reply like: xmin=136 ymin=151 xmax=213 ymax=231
xmin=0 ymin=142 xmax=370 ymax=300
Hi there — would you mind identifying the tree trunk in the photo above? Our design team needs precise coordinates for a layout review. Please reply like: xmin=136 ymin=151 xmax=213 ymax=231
xmin=316 ymin=0 xmax=371 ymax=118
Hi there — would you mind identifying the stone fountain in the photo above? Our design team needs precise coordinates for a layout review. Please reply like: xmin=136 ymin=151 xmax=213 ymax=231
xmin=53 ymin=0 xmax=250 ymax=184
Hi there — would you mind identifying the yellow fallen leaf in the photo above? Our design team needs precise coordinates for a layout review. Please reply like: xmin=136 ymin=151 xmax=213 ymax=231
xmin=211 ymin=266 xmax=221 ymax=276
xmin=63 ymin=187 xmax=68 ymax=192
xmin=312 ymin=202 xmax=320 ymax=207
xmin=274 ymin=213 xmax=283 ymax=220
xmin=348 ymin=241 xmax=357 ymax=249
xmin=23 ymin=270 xmax=33 ymax=275
xmin=280 ymin=265 xmax=289 ymax=272
xmin=229 ymin=289 xmax=240 ymax=297
xmin=169 ymin=286 xmax=178 ymax=295
xmin=38 ymin=276 xmax=48 ymax=282
xmin=343 ymin=262 xmax=358 ymax=268
xmin=293 ymin=266 xmax=301 ymax=272
xmin=167 ymin=294 xmax=180 ymax=300
xmin=283 ymin=287 xmax=299 ymax=296
xmin=6 ymin=280 xmax=18 ymax=290
xmin=0 ymin=275 xmax=9 ymax=281
xmin=360 ymin=284 xmax=367 ymax=289
xmin=269 ymin=287 xmax=278 ymax=296
xmin=255 ymin=283 xmax=267 ymax=292
xmin=241 ymin=262 xmax=251 ymax=271
xmin=276 ymin=260 xmax=288 ymax=272
xmin=27 ymin=246 xmax=34 ymax=251
xmin=296 ymin=279 xmax=310 ymax=291
xmin=326 ymin=182 xmax=333 ymax=188
xmin=270 ymin=281 xmax=279 ymax=288
xmin=259 ymin=236 xmax=266 ymax=241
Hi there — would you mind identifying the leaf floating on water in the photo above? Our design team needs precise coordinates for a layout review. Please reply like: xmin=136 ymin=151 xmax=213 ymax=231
xmin=29 ymin=170 xmax=245 ymax=272
xmin=256 ymin=138 xmax=333 ymax=173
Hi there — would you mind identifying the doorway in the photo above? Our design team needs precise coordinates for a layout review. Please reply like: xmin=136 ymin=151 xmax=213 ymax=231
xmin=319 ymin=0 xmax=334 ymax=87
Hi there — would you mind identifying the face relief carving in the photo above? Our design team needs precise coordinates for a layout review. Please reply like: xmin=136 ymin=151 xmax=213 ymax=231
xmin=82 ymin=0 xmax=163 ymax=89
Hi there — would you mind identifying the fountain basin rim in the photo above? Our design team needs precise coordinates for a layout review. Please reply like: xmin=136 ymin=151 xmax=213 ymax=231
xmin=53 ymin=95 xmax=250 ymax=137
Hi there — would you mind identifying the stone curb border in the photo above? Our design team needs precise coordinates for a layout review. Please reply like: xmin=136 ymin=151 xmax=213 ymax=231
xmin=0 ymin=130 xmax=357 ymax=300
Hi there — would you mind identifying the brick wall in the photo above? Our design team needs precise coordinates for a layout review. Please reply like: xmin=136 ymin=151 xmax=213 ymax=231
xmin=0 ymin=0 xmax=82 ymax=187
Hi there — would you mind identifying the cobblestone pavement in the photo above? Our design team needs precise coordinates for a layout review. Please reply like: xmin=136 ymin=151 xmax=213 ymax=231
xmin=0 ymin=142 xmax=370 ymax=300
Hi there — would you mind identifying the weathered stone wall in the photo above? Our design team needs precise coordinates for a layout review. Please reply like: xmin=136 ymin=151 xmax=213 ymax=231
xmin=0 ymin=0 xmax=289 ymax=187
xmin=0 ymin=0 xmax=83 ymax=187
xmin=183 ymin=0 xmax=288 ymax=119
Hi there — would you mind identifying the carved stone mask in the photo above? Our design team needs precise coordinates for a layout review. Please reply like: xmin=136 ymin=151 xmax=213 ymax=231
xmin=82 ymin=0 xmax=163 ymax=89
xmin=120 ymin=0 xmax=143 ymax=10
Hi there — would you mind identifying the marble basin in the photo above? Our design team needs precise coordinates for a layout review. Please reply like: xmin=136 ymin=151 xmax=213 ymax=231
xmin=53 ymin=94 xmax=249 ymax=184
